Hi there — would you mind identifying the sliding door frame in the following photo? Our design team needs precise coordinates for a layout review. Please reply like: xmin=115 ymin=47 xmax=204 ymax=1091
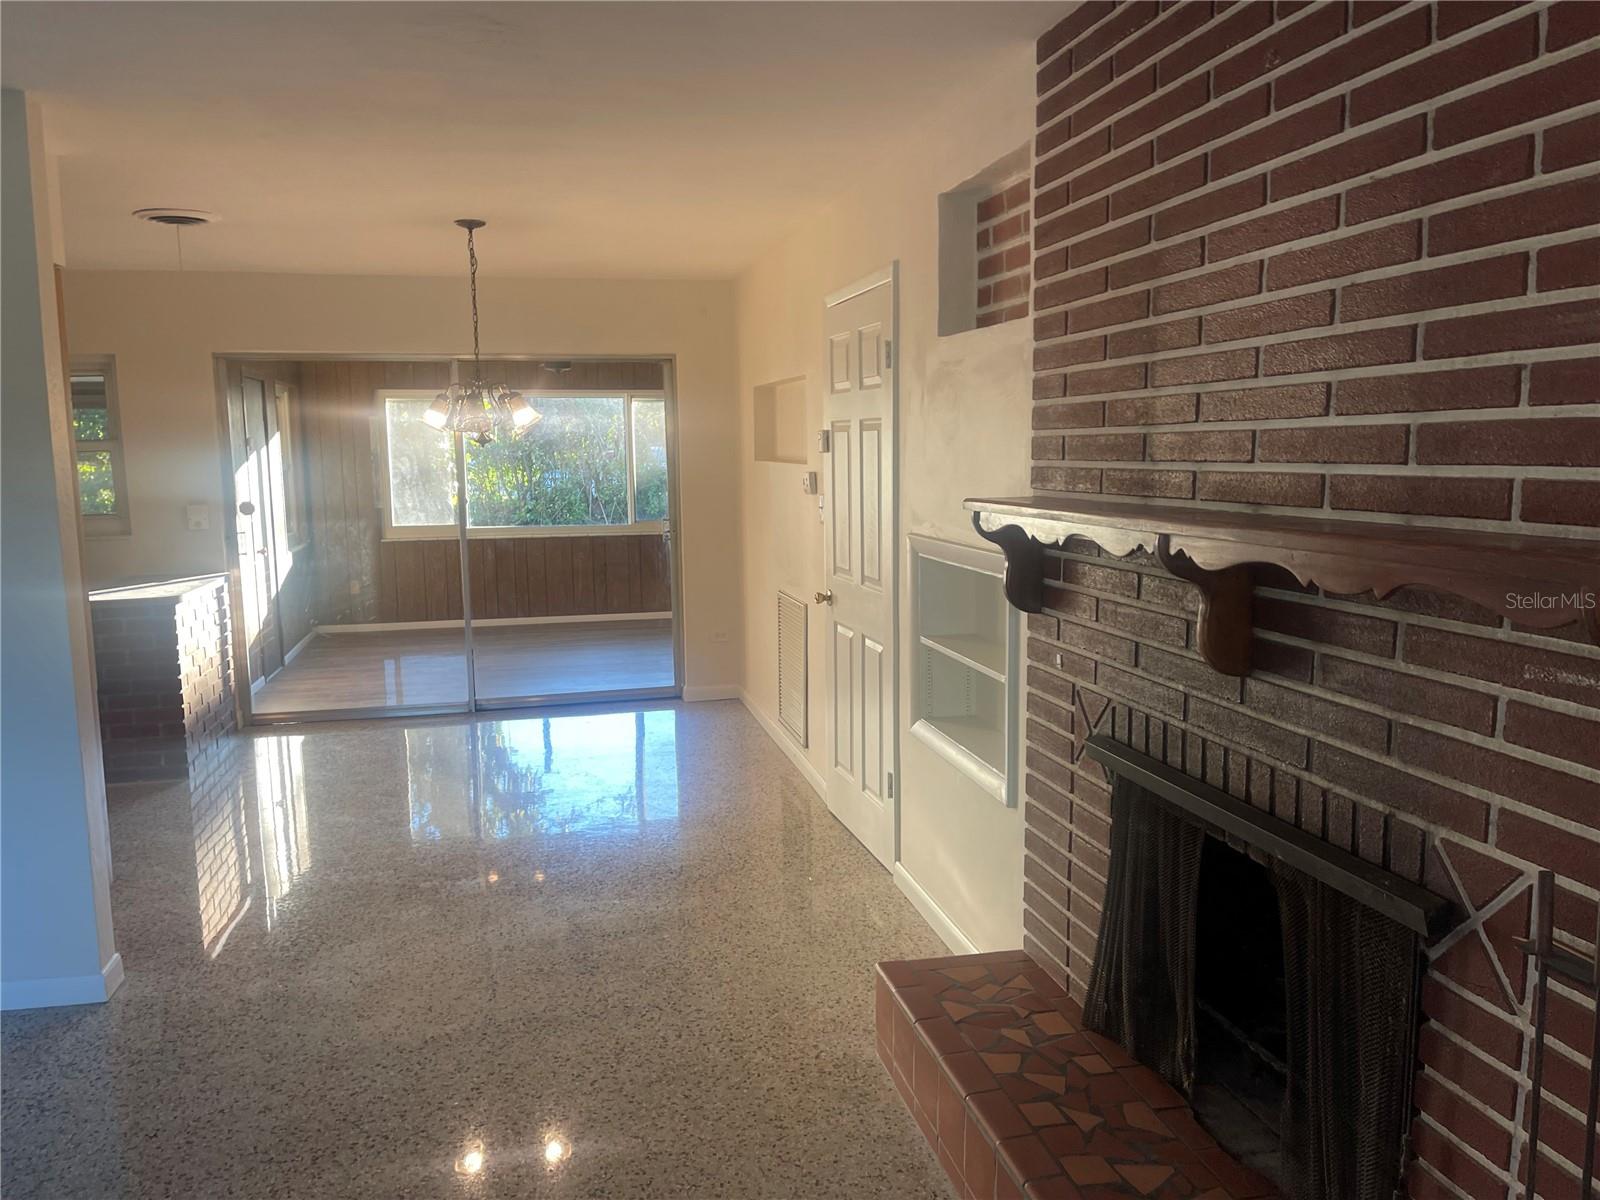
xmin=213 ymin=352 xmax=684 ymax=728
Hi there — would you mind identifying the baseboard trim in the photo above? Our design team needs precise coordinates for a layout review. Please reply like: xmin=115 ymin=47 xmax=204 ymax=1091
xmin=314 ymin=612 xmax=673 ymax=635
xmin=103 ymin=951 xmax=125 ymax=998
xmin=894 ymin=865 xmax=978 ymax=956
xmin=1 ymin=952 xmax=124 ymax=1011
xmin=739 ymin=690 xmax=825 ymax=799
xmin=682 ymin=685 xmax=740 ymax=702
xmin=282 ymin=629 xmax=316 ymax=666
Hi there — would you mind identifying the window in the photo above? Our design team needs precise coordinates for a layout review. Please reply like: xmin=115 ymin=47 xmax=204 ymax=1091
xmin=379 ymin=390 xmax=670 ymax=537
xmin=631 ymin=398 xmax=668 ymax=522
xmin=70 ymin=362 xmax=129 ymax=532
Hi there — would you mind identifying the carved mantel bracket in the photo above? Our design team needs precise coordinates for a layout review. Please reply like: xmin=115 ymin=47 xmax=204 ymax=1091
xmin=968 ymin=495 xmax=1600 ymax=677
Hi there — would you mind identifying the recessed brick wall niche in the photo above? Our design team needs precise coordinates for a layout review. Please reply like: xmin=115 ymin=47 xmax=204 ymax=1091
xmin=939 ymin=144 xmax=1034 ymax=335
xmin=978 ymin=178 xmax=1033 ymax=328
xmin=1025 ymin=4 xmax=1599 ymax=1200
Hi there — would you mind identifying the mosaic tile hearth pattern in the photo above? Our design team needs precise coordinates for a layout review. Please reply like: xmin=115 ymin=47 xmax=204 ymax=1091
xmin=876 ymin=952 xmax=1278 ymax=1200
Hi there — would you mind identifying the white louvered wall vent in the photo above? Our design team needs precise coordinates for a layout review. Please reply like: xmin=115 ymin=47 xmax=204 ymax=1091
xmin=777 ymin=591 xmax=808 ymax=747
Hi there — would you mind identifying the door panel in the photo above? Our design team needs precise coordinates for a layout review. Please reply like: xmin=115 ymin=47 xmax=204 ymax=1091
xmin=829 ymin=332 xmax=852 ymax=392
xmin=467 ymin=383 xmax=681 ymax=705
xmin=821 ymin=268 xmax=897 ymax=869
xmin=859 ymin=322 xmax=883 ymax=389
xmin=829 ymin=419 xmax=852 ymax=580
xmin=860 ymin=419 xmax=883 ymax=591
xmin=831 ymin=624 xmax=855 ymax=777
xmin=861 ymin=635 xmax=885 ymax=801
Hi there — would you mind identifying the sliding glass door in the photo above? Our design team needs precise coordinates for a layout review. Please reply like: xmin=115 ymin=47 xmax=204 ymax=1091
xmin=248 ymin=361 xmax=471 ymax=718
xmin=460 ymin=376 xmax=678 ymax=706
xmin=234 ymin=357 xmax=678 ymax=724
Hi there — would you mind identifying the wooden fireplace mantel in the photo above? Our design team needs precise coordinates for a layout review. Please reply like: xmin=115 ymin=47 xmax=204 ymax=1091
xmin=965 ymin=494 xmax=1600 ymax=677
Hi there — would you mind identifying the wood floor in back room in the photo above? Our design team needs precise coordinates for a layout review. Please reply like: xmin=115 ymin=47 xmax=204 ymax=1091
xmin=251 ymin=620 xmax=675 ymax=714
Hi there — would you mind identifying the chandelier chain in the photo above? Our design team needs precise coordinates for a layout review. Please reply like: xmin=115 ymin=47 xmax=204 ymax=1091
xmin=466 ymin=225 xmax=481 ymax=375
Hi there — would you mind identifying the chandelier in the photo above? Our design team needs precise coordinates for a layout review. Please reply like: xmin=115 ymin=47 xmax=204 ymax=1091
xmin=424 ymin=219 xmax=540 ymax=444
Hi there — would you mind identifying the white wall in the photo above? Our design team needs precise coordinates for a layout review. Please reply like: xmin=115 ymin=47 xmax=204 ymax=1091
xmin=62 ymin=271 xmax=742 ymax=694
xmin=1 ymin=89 xmax=121 ymax=1009
xmin=734 ymin=53 xmax=1038 ymax=950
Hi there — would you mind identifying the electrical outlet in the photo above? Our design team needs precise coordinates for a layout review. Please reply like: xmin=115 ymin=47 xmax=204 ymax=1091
xmin=185 ymin=503 xmax=209 ymax=531
xmin=711 ymin=630 xmax=729 ymax=644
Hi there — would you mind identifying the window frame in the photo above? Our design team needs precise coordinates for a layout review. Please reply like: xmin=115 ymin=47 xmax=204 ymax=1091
xmin=374 ymin=388 xmax=670 ymax=541
xmin=70 ymin=356 xmax=131 ymax=536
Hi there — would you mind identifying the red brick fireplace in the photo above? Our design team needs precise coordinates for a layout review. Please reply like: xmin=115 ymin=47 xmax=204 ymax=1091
xmin=1011 ymin=3 xmax=1599 ymax=1199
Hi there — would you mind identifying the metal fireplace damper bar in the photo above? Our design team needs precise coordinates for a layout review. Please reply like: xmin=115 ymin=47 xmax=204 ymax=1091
xmin=1518 ymin=869 xmax=1600 ymax=1200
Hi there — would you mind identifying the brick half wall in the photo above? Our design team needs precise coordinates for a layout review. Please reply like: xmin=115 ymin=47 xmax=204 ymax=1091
xmin=1026 ymin=4 xmax=1599 ymax=1199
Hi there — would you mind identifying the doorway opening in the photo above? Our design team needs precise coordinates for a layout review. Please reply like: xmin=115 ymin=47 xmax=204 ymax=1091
xmin=218 ymin=356 xmax=682 ymax=723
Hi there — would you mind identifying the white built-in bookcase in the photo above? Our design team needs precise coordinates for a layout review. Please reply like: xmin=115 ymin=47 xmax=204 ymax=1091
xmin=909 ymin=534 xmax=1018 ymax=805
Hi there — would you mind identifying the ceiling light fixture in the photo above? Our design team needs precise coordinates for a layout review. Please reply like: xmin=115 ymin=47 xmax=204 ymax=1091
xmin=424 ymin=219 xmax=540 ymax=444
xmin=133 ymin=209 xmax=216 ymax=272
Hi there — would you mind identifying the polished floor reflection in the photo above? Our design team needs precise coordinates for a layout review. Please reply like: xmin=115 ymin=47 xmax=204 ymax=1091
xmin=1 ymin=702 xmax=952 ymax=1199
xmin=252 ymin=620 xmax=675 ymax=715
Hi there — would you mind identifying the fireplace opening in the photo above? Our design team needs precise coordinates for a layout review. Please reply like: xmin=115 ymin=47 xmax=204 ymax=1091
xmin=1080 ymin=742 xmax=1450 ymax=1200
xmin=1193 ymin=835 xmax=1290 ymax=1191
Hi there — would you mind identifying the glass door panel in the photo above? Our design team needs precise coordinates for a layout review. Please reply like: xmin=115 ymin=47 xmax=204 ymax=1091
xmin=464 ymin=366 xmax=679 ymax=705
xmin=252 ymin=374 xmax=472 ymax=719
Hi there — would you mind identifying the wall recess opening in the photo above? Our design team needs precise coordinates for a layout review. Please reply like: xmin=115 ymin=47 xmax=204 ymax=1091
xmin=753 ymin=376 xmax=807 ymax=464
xmin=937 ymin=143 xmax=1030 ymax=337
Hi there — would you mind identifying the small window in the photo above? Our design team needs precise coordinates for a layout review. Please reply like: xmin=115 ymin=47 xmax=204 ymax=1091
xmin=631 ymin=397 xmax=668 ymax=522
xmin=70 ymin=363 xmax=129 ymax=533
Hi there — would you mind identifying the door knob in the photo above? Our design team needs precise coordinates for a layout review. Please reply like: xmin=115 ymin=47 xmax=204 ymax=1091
xmin=238 ymin=500 xmax=256 ymax=516
xmin=814 ymin=590 xmax=834 ymax=605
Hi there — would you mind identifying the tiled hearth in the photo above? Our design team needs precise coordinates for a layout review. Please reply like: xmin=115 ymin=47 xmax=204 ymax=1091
xmin=877 ymin=951 xmax=1276 ymax=1200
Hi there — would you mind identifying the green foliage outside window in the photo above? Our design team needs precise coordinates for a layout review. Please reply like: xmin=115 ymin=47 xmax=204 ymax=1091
xmin=385 ymin=394 xmax=669 ymax=530
xmin=70 ymin=373 xmax=120 ymax=517
xmin=467 ymin=397 xmax=630 ymax=527
xmin=73 ymin=408 xmax=110 ymax=440
xmin=77 ymin=451 xmax=117 ymax=515
xmin=632 ymin=399 xmax=668 ymax=522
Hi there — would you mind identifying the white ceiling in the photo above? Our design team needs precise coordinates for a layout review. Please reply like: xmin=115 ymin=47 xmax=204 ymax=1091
xmin=3 ymin=1 xmax=1058 ymax=278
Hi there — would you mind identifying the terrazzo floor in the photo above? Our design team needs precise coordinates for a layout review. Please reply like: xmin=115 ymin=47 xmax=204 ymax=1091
xmin=1 ymin=701 xmax=954 ymax=1199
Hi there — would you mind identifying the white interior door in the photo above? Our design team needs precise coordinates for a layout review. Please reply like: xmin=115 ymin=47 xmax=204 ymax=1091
xmin=821 ymin=266 xmax=897 ymax=868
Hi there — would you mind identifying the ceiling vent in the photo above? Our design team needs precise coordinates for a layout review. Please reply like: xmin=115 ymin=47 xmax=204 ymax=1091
xmin=132 ymin=208 xmax=216 ymax=227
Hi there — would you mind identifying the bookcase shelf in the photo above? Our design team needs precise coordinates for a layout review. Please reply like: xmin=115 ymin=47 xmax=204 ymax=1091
xmin=910 ymin=535 xmax=1017 ymax=805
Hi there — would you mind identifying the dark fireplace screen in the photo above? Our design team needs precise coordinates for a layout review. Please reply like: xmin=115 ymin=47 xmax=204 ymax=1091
xmin=1083 ymin=773 xmax=1422 ymax=1200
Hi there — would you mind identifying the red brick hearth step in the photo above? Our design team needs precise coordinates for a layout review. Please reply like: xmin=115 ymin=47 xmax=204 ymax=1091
xmin=876 ymin=951 xmax=1277 ymax=1200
